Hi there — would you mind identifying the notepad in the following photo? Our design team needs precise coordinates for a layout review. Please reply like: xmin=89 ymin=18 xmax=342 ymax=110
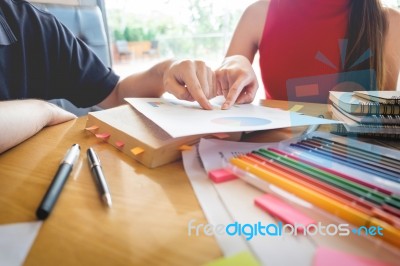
xmin=203 ymin=251 xmax=260 ymax=266
xmin=313 ymin=247 xmax=392 ymax=266
xmin=329 ymin=91 xmax=400 ymax=115
xmin=330 ymin=103 xmax=400 ymax=136
xmin=354 ymin=90 xmax=400 ymax=105
xmin=208 ymin=169 xmax=237 ymax=183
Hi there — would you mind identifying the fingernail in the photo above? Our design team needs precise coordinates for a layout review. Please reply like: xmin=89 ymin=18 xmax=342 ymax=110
xmin=221 ymin=103 xmax=229 ymax=110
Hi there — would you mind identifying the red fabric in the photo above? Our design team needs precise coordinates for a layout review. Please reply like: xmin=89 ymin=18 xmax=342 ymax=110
xmin=259 ymin=0 xmax=351 ymax=102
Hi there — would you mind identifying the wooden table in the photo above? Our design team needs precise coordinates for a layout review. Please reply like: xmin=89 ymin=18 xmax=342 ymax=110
xmin=0 ymin=100 xmax=399 ymax=265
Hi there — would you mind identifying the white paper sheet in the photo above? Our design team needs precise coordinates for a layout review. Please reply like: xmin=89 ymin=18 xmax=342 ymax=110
xmin=125 ymin=97 xmax=338 ymax=138
xmin=0 ymin=221 xmax=42 ymax=266
xmin=182 ymin=148 xmax=250 ymax=257
xmin=198 ymin=138 xmax=271 ymax=172
xmin=182 ymin=146 xmax=316 ymax=265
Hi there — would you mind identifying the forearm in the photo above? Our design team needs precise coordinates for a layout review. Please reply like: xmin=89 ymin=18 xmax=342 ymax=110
xmin=99 ymin=59 xmax=174 ymax=108
xmin=0 ymin=100 xmax=76 ymax=153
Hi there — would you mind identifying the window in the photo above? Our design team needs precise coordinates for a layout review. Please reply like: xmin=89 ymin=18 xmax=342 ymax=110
xmin=105 ymin=0 xmax=255 ymax=76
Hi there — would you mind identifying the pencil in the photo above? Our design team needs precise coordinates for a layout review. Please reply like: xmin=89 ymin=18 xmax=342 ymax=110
xmin=230 ymin=156 xmax=370 ymax=225
xmin=256 ymin=148 xmax=389 ymax=205
xmin=308 ymin=137 xmax=400 ymax=172
xmin=243 ymin=152 xmax=400 ymax=227
xmin=313 ymin=136 xmax=400 ymax=166
xmin=300 ymin=139 xmax=400 ymax=175
xmin=268 ymin=147 xmax=393 ymax=195
xmin=230 ymin=157 xmax=400 ymax=247
xmin=290 ymin=143 xmax=400 ymax=183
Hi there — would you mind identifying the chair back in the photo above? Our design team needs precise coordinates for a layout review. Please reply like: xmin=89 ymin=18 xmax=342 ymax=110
xmin=29 ymin=0 xmax=112 ymax=67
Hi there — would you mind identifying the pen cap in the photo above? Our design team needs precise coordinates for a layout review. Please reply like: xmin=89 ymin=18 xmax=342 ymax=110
xmin=87 ymin=148 xmax=101 ymax=168
xmin=62 ymin=144 xmax=80 ymax=165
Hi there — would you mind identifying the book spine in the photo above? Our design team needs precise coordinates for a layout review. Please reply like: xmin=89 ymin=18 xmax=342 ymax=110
xmin=361 ymin=115 xmax=399 ymax=125
xmin=360 ymin=102 xmax=400 ymax=115
xmin=363 ymin=123 xmax=400 ymax=129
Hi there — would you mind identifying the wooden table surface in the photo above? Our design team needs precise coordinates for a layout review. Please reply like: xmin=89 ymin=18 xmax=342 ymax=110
xmin=1 ymin=100 xmax=399 ymax=265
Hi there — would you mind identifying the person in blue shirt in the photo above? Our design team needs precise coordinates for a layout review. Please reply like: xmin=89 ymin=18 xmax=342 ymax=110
xmin=0 ymin=0 xmax=248 ymax=153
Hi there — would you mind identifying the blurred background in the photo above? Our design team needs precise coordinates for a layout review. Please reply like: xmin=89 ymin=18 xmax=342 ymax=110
xmin=104 ymin=0 xmax=400 ymax=99
xmin=106 ymin=0 xmax=255 ymax=75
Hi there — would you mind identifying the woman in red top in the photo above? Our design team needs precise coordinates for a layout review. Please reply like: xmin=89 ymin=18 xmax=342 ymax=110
xmin=216 ymin=0 xmax=400 ymax=108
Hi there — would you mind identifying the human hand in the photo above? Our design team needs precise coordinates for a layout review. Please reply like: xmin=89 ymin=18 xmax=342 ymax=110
xmin=45 ymin=102 xmax=77 ymax=126
xmin=215 ymin=55 xmax=258 ymax=109
xmin=163 ymin=59 xmax=216 ymax=110
xmin=0 ymin=100 xmax=76 ymax=154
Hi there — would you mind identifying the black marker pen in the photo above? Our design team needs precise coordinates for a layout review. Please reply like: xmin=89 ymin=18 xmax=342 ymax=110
xmin=36 ymin=144 xmax=80 ymax=220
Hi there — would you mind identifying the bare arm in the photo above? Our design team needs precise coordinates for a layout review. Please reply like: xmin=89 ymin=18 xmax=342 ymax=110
xmin=0 ymin=100 xmax=76 ymax=153
xmin=383 ymin=7 xmax=400 ymax=90
xmin=225 ymin=0 xmax=269 ymax=61
xmin=216 ymin=1 xmax=269 ymax=109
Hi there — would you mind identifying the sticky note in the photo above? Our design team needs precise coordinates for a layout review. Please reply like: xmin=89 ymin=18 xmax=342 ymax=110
xmin=212 ymin=133 xmax=230 ymax=139
xmin=179 ymin=145 xmax=192 ymax=151
xmin=208 ymin=168 xmax=237 ymax=183
xmin=85 ymin=125 xmax=99 ymax=132
xmin=131 ymin=147 xmax=144 ymax=155
xmin=95 ymin=133 xmax=110 ymax=140
xmin=313 ymin=247 xmax=391 ymax=266
xmin=203 ymin=251 xmax=260 ymax=266
xmin=115 ymin=141 xmax=125 ymax=149
xmin=289 ymin=105 xmax=304 ymax=112
xmin=255 ymin=194 xmax=315 ymax=232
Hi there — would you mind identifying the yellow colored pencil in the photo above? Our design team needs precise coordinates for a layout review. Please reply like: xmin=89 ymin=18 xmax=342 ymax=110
xmin=230 ymin=157 xmax=400 ymax=247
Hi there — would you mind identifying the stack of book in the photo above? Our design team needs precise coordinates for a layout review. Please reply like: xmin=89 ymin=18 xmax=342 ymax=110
xmin=329 ymin=91 xmax=400 ymax=139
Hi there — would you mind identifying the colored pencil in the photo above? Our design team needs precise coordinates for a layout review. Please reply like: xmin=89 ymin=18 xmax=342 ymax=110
xmin=300 ymin=139 xmax=400 ymax=175
xmin=230 ymin=157 xmax=400 ymax=247
xmin=312 ymin=136 xmax=400 ymax=165
xmin=241 ymin=154 xmax=384 ymax=218
xmin=290 ymin=143 xmax=400 ymax=183
xmin=255 ymin=148 xmax=390 ymax=206
xmin=308 ymin=137 xmax=400 ymax=172
xmin=268 ymin=147 xmax=393 ymax=195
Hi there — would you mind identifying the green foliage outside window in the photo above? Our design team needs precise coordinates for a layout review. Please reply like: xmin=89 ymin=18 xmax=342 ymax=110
xmin=107 ymin=0 xmax=243 ymax=60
